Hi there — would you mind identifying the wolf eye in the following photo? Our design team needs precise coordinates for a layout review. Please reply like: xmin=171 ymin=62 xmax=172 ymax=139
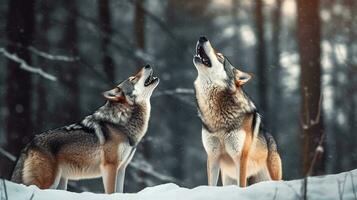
xmin=216 ymin=53 xmax=224 ymax=63
xmin=115 ymin=87 xmax=122 ymax=92
xmin=131 ymin=76 xmax=138 ymax=83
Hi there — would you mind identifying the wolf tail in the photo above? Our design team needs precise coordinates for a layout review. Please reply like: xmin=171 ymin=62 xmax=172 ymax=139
xmin=11 ymin=149 xmax=27 ymax=183
xmin=266 ymin=133 xmax=282 ymax=180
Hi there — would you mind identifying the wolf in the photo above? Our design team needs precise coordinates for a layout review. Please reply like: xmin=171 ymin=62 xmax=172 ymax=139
xmin=11 ymin=65 xmax=159 ymax=193
xmin=193 ymin=36 xmax=282 ymax=187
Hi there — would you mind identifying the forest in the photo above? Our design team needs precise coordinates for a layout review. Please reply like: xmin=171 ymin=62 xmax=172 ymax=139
xmin=0 ymin=0 xmax=356 ymax=195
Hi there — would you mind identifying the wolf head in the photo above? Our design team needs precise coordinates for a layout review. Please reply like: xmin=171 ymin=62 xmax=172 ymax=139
xmin=193 ymin=36 xmax=252 ymax=91
xmin=103 ymin=65 xmax=159 ymax=105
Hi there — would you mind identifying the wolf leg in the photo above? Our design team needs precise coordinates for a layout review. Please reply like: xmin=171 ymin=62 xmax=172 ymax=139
xmin=115 ymin=148 xmax=136 ymax=193
xmin=101 ymin=164 xmax=117 ymax=194
xmin=207 ymin=155 xmax=220 ymax=186
xmin=115 ymin=167 xmax=127 ymax=193
xmin=238 ymin=161 xmax=248 ymax=187
xmin=225 ymin=130 xmax=247 ymax=187
xmin=49 ymin=170 xmax=62 ymax=189
xmin=202 ymin=130 xmax=221 ymax=186
xmin=238 ymin=150 xmax=250 ymax=187
xmin=57 ymin=177 xmax=68 ymax=190
xmin=234 ymin=161 xmax=241 ymax=186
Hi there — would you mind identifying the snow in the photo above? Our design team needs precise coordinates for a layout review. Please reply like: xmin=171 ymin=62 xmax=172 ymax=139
xmin=2 ymin=169 xmax=357 ymax=200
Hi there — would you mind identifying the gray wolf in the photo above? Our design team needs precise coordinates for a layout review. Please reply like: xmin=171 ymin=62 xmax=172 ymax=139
xmin=11 ymin=65 xmax=159 ymax=193
xmin=193 ymin=36 xmax=282 ymax=187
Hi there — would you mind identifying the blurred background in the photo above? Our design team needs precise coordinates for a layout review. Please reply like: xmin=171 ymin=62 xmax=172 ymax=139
xmin=0 ymin=0 xmax=356 ymax=193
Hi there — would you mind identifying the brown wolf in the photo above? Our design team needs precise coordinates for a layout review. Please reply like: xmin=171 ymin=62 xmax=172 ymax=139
xmin=11 ymin=65 xmax=159 ymax=193
xmin=193 ymin=36 xmax=282 ymax=187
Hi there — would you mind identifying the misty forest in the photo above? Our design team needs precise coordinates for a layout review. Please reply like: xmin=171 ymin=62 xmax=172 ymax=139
xmin=0 ymin=0 xmax=356 ymax=197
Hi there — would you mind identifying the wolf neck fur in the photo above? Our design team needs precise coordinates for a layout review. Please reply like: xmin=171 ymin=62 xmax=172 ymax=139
xmin=195 ymin=80 xmax=256 ymax=133
xmin=82 ymin=101 xmax=150 ymax=145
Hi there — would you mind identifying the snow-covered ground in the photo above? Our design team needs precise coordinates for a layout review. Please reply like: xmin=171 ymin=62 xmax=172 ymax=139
xmin=1 ymin=169 xmax=356 ymax=200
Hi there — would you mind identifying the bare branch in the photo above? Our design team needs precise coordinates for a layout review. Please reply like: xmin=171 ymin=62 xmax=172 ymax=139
xmin=300 ymin=89 xmax=323 ymax=130
xmin=0 ymin=147 xmax=16 ymax=162
xmin=301 ymin=87 xmax=310 ymax=130
xmin=28 ymin=46 xmax=79 ymax=62
xmin=306 ymin=133 xmax=325 ymax=176
xmin=300 ymin=120 xmax=310 ymax=130
xmin=67 ymin=13 xmax=161 ymax=65
xmin=310 ymin=92 xmax=323 ymax=125
xmin=301 ymin=91 xmax=325 ymax=199
xmin=0 ymin=47 xmax=57 ymax=81
xmin=129 ymin=170 xmax=156 ymax=187
xmin=29 ymin=192 xmax=34 ymax=200
xmin=302 ymin=177 xmax=307 ymax=200
xmin=337 ymin=173 xmax=349 ymax=200
xmin=2 ymin=179 xmax=8 ymax=200
xmin=350 ymin=171 xmax=357 ymax=200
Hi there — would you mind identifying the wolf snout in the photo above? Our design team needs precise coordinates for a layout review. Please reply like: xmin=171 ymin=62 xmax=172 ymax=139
xmin=199 ymin=36 xmax=208 ymax=43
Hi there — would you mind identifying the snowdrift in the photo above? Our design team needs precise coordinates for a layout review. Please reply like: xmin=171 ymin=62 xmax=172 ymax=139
xmin=1 ymin=169 xmax=356 ymax=200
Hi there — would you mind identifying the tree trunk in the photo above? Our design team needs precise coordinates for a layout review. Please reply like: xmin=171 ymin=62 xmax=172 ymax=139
xmin=3 ymin=0 xmax=35 ymax=178
xmin=35 ymin=1 xmax=52 ymax=133
xmin=254 ymin=0 xmax=268 ymax=115
xmin=297 ymin=0 xmax=325 ymax=175
xmin=345 ymin=0 xmax=356 ymax=167
xmin=330 ymin=43 xmax=343 ymax=171
xmin=99 ymin=0 xmax=115 ymax=83
xmin=231 ymin=0 xmax=242 ymax=59
xmin=58 ymin=0 xmax=80 ymax=124
xmin=270 ymin=0 xmax=283 ymax=134
xmin=134 ymin=0 xmax=145 ymax=67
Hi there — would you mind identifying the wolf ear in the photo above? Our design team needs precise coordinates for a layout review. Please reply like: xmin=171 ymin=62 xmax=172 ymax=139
xmin=103 ymin=88 xmax=126 ymax=103
xmin=234 ymin=69 xmax=252 ymax=86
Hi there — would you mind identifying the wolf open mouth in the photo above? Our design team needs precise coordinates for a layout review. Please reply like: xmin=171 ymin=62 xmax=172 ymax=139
xmin=195 ymin=42 xmax=211 ymax=67
xmin=144 ymin=70 xmax=158 ymax=86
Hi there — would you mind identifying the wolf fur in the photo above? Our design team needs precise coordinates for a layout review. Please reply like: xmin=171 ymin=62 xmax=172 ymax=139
xmin=11 ymin=65 xmax=159 ymax=193
xmin=193 ymin=36 xmax=282 ymax=187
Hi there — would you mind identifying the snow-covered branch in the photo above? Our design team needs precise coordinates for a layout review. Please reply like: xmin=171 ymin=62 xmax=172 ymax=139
xmin=0 ymin=147 xmax=16 ymax=162
xmin=28 ymin=47 xmax=79 ymax=62
xmin=0 ymin=47 xmax=57 ymax=81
